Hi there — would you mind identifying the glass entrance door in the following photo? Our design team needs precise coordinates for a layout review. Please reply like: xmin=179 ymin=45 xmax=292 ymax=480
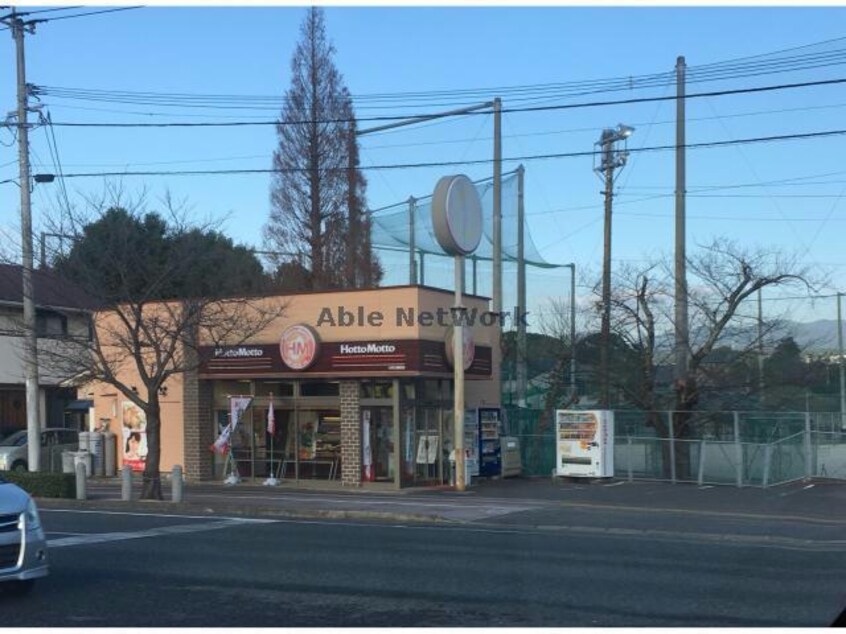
xmin=363 ymin=407 xmax=395 ymax=482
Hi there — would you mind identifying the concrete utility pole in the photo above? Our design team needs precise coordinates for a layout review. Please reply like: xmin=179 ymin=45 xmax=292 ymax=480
xmin=758 ymin=287 xmax=765 ymax=396
xmin=565 ymin=263 xmax=577 ymax=399
xmin=838 ymin=292 xmax=845 ymax=429
xmin=7 ymin=10 xmax=41 ymax=471
xmin=492 ymin=98 xmax=502 ymax=323
xmin=674 ymin=56 xmax=689 ymax=392
xmin=594 ymin=124 xmax=633 ymax=409
xmin=516 ymin=165 xmax=527 ymax=407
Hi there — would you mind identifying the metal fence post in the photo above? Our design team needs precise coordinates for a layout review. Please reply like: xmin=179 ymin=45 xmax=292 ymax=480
xmin=627 ymin=436 xmax=633 ymax=482
xmin=733 ymin=411 xmax=743 ymax=488
xmin=121 ymin=465 xmax=132 ymax=501
xmin=172 ymin=465 xmax=183 ymax=503
xmin=804 ymin=412 xmax=813 ymax=479
xmin=762 ymin=443 xmax=772 ymax=488
xmin=697 ymin=440 xmax=707 ymax=486
xmin=668 ymin=411 xmax=676 ymax=484
xmin=75 ymin=460 xmax=87 ymax=500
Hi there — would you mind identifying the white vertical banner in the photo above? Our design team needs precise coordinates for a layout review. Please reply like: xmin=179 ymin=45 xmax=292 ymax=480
xmin=230 ymin=396 xmax=252 ymax=433
xmin=362 ymin=409 xmax=373 ymax=481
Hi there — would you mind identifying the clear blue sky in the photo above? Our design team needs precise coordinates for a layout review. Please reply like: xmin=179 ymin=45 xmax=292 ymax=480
xmin=3 ymin=4 xmax=846 ymax=327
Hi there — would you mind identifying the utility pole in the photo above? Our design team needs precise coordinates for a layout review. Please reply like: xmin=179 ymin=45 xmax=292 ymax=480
xmin=674 ymin=56 xmax=689 ymax=397
xmin=594 ymin=124 xmax=633 ymax=409
xmin=838 ymin=292 xmax=845 ymax=429
xmin=408 ymin=196 xmax=417 ymax=285
xmin=346 ymin=124 xmax=358 ymax=288
xmin=6 ymin=9 xmax=41 ymax=471
xmin=599 ymin=133 xmax=614 ymax=410
xmin=757 ymin=287 xmax=765 ymax=396
xmin=492 ymin=98 xmax=502 ymax=323
xmin=516 ymin=165 xmax=526 ymax=407
xmin=565 ymin=263 xmax=577 ymax=400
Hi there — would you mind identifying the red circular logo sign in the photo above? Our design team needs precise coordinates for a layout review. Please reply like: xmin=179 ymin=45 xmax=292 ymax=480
xmin=279 ymin=324 xmax=320 ymax=370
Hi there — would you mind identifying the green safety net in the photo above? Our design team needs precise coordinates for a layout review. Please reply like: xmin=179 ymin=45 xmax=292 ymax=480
xmin=369 ymin=171 xmax=559 ymax=269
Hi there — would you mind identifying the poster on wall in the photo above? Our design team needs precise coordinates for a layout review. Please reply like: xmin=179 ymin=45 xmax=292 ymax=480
xmin=415 ymin=435 xmax=439 ymax=464
xmin=121 ymin=401 xmax=148 ymax=472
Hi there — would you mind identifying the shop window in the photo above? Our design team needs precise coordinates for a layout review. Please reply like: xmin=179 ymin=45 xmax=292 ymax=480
xmin=300 ymin=381 xmax=339 ymax=397
xmin=254 ymin=381 xmax=294 ymax=397
xmin=212 ymin=380 xmax=253 ymax=408
xmin=361 ymin=381 xmax=393 ymax=399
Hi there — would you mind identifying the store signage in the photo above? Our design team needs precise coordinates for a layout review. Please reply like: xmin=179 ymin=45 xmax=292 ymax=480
xmin=339 ymin=343 xmax=397 ymax=355
xmin=279 ymin=324 xmax=320 ymax=370
xmin=213 ymin=346 xmax=266 ymax=359
xmin=199 ymin=339 xmax=491 ymax=377
xmin=444 ymin=327 xmax=475 ymax=370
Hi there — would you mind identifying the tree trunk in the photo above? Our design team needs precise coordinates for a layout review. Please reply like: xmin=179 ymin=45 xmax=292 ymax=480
xmin=141 ymin=395 xmax=163 ymax=500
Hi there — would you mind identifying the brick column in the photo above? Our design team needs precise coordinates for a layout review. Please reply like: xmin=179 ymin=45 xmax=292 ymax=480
xmin=339 ymin=380 xmax=361 ymax=487
xmin=183 ymin=367 xmax=214 ymax=482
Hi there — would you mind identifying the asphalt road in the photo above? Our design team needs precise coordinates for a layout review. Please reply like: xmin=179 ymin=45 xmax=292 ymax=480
xmin=2 ymin=507 xmax=844 ymax=626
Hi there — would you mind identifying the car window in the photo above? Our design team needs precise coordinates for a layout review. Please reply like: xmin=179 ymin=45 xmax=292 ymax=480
xmin=0 ymin=431 xmax=27 ymax=447
xmin=59 ymin=430 xmax=79 ymax=445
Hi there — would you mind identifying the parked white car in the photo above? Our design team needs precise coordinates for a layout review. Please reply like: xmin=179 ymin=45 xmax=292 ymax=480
xmin=0 ymin=475 xmax=48 ymax=595
xmin=0 ymin=429 xmax=79 ymax=473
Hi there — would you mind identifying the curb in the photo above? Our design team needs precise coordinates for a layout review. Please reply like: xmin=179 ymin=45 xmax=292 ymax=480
xmin=34 ymin=497 xmax=453 ymax=525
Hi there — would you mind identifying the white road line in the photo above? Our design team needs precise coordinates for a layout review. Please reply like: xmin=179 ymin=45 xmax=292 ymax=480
xmin=40 ymin=508 xmax=277 ymax=523
xmin=182 ymin=492 xmax=538 ymax=511
xmin=604 ymin=481 xmax=626 ymax=487
xmin=47 ymin=518 xmax=276 ymax=549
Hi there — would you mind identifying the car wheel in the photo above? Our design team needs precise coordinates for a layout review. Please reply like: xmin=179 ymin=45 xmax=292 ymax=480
xmin=11 ymin=461 xmax=27 ymax=473
xmin=5 ymin=580 xmax=35 ymax=596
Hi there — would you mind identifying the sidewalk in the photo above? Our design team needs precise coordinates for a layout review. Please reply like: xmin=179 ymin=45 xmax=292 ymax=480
xmin=42 ymin=474 xmax=846 ymax=527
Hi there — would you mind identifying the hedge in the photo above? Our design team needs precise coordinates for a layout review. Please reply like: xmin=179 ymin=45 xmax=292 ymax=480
xmin=0 ymin=470 xmax=76 ymax=498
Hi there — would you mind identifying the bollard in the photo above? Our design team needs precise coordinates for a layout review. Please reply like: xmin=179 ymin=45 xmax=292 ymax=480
xmin=121 ymin=465 xmax=132 ymax=501
xmin=75 ymin=461 xmax=87 ymax=501
xmin=171 ymin=465 xmax=183 ymax=504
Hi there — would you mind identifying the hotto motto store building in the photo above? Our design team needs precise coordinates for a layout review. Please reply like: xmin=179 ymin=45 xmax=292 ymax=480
xmin=85 ymin=285 xmax=501 ymax=488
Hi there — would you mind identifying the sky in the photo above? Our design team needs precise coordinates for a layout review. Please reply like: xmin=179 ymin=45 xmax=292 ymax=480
xmin=3 ymin=3 xmax=846 ymax=331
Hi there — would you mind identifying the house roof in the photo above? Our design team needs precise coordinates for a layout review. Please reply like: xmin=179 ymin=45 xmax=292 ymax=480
xmin=0 ymin=264 xmax=98 ymax=312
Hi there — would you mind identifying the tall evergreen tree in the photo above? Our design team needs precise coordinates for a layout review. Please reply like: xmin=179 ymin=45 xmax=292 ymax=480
xmin=266 ymin=7 xmax=380 ymax=290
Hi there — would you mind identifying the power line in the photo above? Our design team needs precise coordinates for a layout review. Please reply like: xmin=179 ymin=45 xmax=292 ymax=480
xmin=29 ymin=6 xmax=143 ymax=25
xmin=32 ymin=38 xmax=846 ymax=109
xmin=41 ymin=77 xmax=846 ymax=129
xmin=48 ymin=126 xmax=846 ymax=179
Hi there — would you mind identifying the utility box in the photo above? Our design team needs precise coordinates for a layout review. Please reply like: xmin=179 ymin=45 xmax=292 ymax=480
xmin=555 ymin=410 xmax=614 ymax=478
xmin=500 ymin=436 xmax=522 ymax=478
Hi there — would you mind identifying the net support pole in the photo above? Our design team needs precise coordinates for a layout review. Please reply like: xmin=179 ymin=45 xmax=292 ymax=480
xmin=408 ymin=196 xmax=417 ymax=285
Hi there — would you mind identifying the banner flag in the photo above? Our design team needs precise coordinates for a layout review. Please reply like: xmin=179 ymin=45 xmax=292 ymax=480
xmin=267 ymin=395 xmax=276 ymax=435
xmin=230 ymin=396 xmax=252 ymax=433
xmin=211 ymin=423 xmax=232 ymax=455
xmin=362 ymin=410 xmax=373 ymax=481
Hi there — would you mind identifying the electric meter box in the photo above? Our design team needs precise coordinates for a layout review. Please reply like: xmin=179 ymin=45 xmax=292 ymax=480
xmin=555 ymin=410 xmax=614 ymax=478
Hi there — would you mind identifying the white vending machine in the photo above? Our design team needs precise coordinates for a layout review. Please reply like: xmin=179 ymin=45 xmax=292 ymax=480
xmin=555 ymin=410 xmax=614 ymax=478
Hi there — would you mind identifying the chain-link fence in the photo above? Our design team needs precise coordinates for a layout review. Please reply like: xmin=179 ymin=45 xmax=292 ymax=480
xmin=506 ymin=407 xmax=846 ymax=486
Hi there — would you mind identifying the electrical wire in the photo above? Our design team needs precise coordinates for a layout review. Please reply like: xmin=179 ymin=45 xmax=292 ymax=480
xmin=30 ymin=6 xmax=143 ymax=25
xmin=33 ymin=41 xmax=846 ymax=109
xmin=40 ymin=77 xmax=846 ymax=128
xmin=47 ymin=126 xmax=846 ymax=180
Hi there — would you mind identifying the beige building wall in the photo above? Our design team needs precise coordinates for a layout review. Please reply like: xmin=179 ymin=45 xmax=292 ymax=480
xmin=83 ymin=285 xmax=501 ymax=474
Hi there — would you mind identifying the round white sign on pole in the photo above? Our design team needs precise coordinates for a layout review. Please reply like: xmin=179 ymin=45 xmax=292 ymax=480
xmin=432 ymin=174 xmax=483 ymax=256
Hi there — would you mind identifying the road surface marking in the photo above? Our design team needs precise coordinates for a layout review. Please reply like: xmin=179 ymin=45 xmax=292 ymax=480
xmin=40 ymin=508 xmax=277 ymax=523
xmin=47 ymin=518 xmax=276 ymax=549
xmin=604 ymin=481 xmax=626 ymax=487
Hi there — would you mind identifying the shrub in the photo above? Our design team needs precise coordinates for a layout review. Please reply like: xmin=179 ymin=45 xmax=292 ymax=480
xmin=0 ymin=470 xmax=75 ymax=498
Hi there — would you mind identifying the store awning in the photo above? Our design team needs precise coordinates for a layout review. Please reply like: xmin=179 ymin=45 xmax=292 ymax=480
xmin=64 ymin=399 xmax=93 ymax=412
